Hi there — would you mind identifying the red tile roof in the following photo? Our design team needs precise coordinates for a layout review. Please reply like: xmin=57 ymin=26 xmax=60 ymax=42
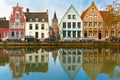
xmin=81 ymin=8 xmax=89 ymax=19
xmin=100 ymin=11 xmax=113 ymax=21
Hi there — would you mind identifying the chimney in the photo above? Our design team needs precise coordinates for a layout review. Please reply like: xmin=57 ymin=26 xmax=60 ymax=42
xmin=4 ymin=17 xmax=6 ymax=20
xmin=26 ymin=8 xmax=29 ymax=14
xmin=108 ymin=5 xmax=113 ymax=14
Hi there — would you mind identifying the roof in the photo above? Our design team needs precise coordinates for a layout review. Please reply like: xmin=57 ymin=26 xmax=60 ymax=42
xmin=81 ymin=8 xmax=89 ymax=19
xmin=0 ymin=20 xmax=9 ymax=28
xmin=59 ymin=4 xmax=80 ymax=26
xmin=80 ymin=1 xmax=114 ymax=23
xmin=100 ymin=11 xmax=114 ymax=21
xmin=24 ymin=11 xmax=48 ymax=22
xmin=81 ymin=2 xmax=96 ymax=19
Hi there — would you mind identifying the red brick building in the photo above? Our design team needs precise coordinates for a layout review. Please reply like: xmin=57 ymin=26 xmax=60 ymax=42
xmin=9 ymin=3 xmax=26 ymax=40
xmin=81 ymin=2 xmax=117 ymax=40
xmin=0 ymin=17 xmax=9 ymax=41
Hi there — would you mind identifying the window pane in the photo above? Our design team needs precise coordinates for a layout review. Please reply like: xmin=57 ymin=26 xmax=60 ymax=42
xmin=68 ymin=15 xmax=71 ymax=19
xmin=73 ymin=15 xmax=76 ymax=19
xmin=73 ymin=22 xmax=76 ymax=28
xmin=78 ymin=22 xmax=81 ymax=28
xmin=68 ymin=22 xmax=71 ymax=28
xmin=29 ymin=24 xmax=32 ymax=30
xmin=16 ymin=13 xmax=19 ymax=19
xmin=63 ymin=22 xmax=66 ymax=28
xmin=41 ymin=24 xmax=44 ymax=30
xmin=35 ymin=24 xmax=38 ymax=30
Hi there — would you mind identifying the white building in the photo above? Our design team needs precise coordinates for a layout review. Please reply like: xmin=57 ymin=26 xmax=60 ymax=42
xmin=24 ymin=9 xmax=49 ymax=40
xmin=59 ymin=5 xmax=82 ymax=40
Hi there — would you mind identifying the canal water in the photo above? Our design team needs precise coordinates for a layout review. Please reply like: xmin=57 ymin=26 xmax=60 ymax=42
xmin=0 ymin=48 xmax=120 ymax=80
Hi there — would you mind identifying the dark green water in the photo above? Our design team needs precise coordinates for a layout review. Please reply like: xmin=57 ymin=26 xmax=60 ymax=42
xmin=0 ymin=48 xmax=120 ymax=80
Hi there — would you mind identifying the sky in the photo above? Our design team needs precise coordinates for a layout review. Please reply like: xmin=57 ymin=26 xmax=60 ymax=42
xmin=0 ymin=0 xmax=115 ymax=25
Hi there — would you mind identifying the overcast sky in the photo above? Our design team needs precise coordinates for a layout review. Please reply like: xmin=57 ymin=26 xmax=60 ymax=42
xmin=0 ymin=0 xmax=114 ymax=25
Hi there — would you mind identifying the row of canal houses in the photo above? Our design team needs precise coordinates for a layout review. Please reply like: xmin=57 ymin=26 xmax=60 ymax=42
xmin=0 ymin=2 xmax=120 ymax=41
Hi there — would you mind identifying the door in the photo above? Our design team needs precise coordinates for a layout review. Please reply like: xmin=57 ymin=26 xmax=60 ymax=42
xmin=98 ymin=33 xmax=102 ymax=39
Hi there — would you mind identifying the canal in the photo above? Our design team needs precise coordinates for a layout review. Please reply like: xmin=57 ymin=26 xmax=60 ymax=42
xmin=0 ymin=48 xmax=120 ymax=80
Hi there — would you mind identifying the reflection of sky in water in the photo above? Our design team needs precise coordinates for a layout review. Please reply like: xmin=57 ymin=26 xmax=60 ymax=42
xmin=0 ymin=48 xmax=120 ymax=80
xmin=97 ymin=74 xmax=110 ymax=80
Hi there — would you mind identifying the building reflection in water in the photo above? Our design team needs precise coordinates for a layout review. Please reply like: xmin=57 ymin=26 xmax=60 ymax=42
xmin=6 ymin=49 xmax=26 ymax=79
xmin=25 ymin=48 xmax=48 ymax=74
xmin=82 ymin=48 xmax=120 ymax=80
xmin=0 ymin=48 xmax=120 ymax=80
xmin=58 ymin=48 xmax=82 ymax=80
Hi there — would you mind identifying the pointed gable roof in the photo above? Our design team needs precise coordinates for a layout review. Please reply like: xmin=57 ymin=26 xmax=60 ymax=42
xmin=81 ymin=1 xmax=99 ymax=20
xmin=60 ymin=4 xmax=80 ymax=25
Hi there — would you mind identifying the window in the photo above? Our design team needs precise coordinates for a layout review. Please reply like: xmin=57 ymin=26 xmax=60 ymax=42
xmin=16 ymin=31 xmax=19 ymax=38
xmin=41 ymin=33 xmax=44 ymax=38
xmin=89 ymin=22 xmax=92 ymax=27
xmin=41 ymin=24 xmax=44 ymax=30
xmin=94 ymin=22 xmax=97 ymax=27
xmin=63 ymin=22 xmax=66 ymax=28
xmin=68 ymin=22 xmax=71 ymax=28
xmin=78 ymin=22 xmax=81 ymax=28
xmin=4 ymin=32 xmax=8 ymax=38
xmin=10 ymin=23 xmax=14 ymax=28
xmin=16 ymin=22 xmax=19 ymax=28
xmin=94 ymin=14 xmax=97 ymax=18
xmin=41 ymin=56 xmax=44 ymax=62
xmin=63 ymin=31 xmax=66 ymax=38
xmin=92 ymin=8 xmax=94 ymax=12
xmin=94 ymin=31 xmax=97 ymax=36
xmin=29 ymin=24 xmax=32 ymax=30
xmin=73 ymin=22 xmax=76 ymax=28
xmin=35 ymin=24 xmax=38 ymax=30
xmin=73 ymin=31 xmax=76 ymax=38
xmin=111 ymin=31 xmax=114 ymax=36
xmin=29 ymin=56 xmax=32 ymax=61
xmin=16 ymin=13 xmax=19 ymax=19
xmin=84 ymin=22 xmax=88 ymax=26
xmin=35 ymin=18 xmax=39 ymax=21
xmin=89 ymin=31 xmax=92 ymax=36
xmin=35 ymin=32 xmax=38 ymax=38
xmin=21 ymin=31 xmax=24 ymax=38
xmin=68 ymin=31 xmax=71 ymax=37
xmin=89 ymin=14 xmax=92 ymax=18
xmin=68 ymin=57 xmax=71 ymax=63
xmin=98 ymin=22 xmax=102 ymax=27
xmin=20 ymin=23 xmax=24 ymax=28
xmin=42 ymin=18 xmax=45 ymax=21
xmin=105 ymin=31 xmax=108 ymax=37
xmin=35 ymin=56 xmax=38 ymax=62
xmin=30 ymin=18 xmax=32 ymax=21
xmin=68 ymin=15 xmax=71 ymax=19
xmin=73 ymin=15 xmax=76 ymax=19
xmin=77 ymin=31 xmax=81 ymax=37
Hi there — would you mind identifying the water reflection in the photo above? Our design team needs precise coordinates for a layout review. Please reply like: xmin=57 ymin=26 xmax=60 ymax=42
xmin=0 ymin=48 xmax=120 ymax=80
xmin=59 ymin=49 xmax=82 ymax=80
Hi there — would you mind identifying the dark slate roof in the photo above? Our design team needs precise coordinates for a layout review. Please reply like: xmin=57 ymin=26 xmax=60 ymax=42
xmin=0 ymin=20 xmax=9 ymax=28
xmin=24 ymin=11 xmax=48 ymax=22
xmin=53 ymin=12 xmax=57 ymax=19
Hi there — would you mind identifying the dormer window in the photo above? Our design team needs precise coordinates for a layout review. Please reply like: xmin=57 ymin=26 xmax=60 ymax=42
xmin=35 ymin=17 xmax=39 ymax=21
xmin=16 ymin=12 xmax=20 ymax=19
xmin=42 ymin=18 xmax=45 ymax=21
xmin=92 ymin=8 xmax=94 ymax=12
xmin=30 ymin=18 xmax=32 ymax=21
